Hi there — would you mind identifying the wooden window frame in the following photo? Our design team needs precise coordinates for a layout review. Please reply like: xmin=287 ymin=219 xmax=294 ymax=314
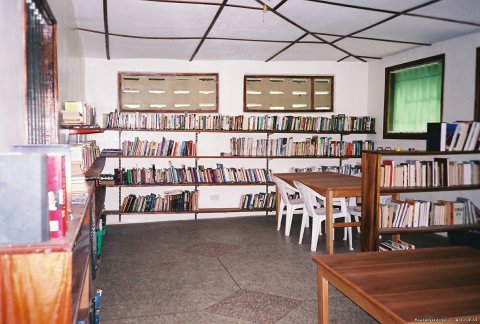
xmin=383 ymin=54 xmax=445 ymax=140
xmin=118 ymin=72 xmax=219 ymax=113
xmin=475 ymin=47 xmax=480 ymax=121
xmin=243 ymin=75 xmax=334 ymax=113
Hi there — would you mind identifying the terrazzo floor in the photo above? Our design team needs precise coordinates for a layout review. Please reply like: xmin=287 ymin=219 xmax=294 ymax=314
xmin=97 ymin=215 xmax=450 ymax=324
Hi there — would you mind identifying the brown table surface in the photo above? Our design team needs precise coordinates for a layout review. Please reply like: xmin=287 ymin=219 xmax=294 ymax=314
xmin=274 ymin=172 xmax=362 ymax=254
xmin=312 ymin=246 xmax=480 ymax=323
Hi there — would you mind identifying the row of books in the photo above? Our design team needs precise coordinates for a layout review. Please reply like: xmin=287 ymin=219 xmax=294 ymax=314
xmin=112 ymin=163 xmax=273 ymax=185
xmin=381 ymin=159 xmax=480 ymax=188
xmin=70 ymin=140 xmax=101 ymax=174
xmin=379 ymin=239 xmax=415 ymax=251
xmin=289 ymin=164 xmax=362 ymax=176
xmin=379 ymin=197 xmax=479 ymax=228
xmin=121 ymin=137 xmax=196 ymax=157
xmin=103 ymin=111 xmax=375 ymax=132
xmin=229 ymin=137 xmax=374 ymax=157
xmin=120 ymin=190 xmax=199 ymax=212
xmin=61 ymin=101 xmax=96 ymax=126
xmin=240 ymin=192 xmax=276 ymax=210
xmin=427 ymin=121 xmax=480 ymax=151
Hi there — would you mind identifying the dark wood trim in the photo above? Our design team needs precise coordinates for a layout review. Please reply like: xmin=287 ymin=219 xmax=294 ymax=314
xmin=265 ymin=33 xmax=308 ymax=62
xmin=103 ymin=0 xmax=110 ymax=60
xmin=144 ymin=0 xmax=263 ymax=11
xmin=106 ymin=128 xmax=376 ymax=135
xmin=273 ymin=0 xmax=289 ymax=11
xmin=103 ymin=182 xmax=275 ymax=188
xmin=363 ymin=149 xmax=480 ymax=156
xmin=313 ymin=32 xmax=431 ymax=46
xmin=33 ymin=0 xmax=56 ymax=25
xmin=254 ymin=0 xmax=366 ymax=62
xmin=332 ymin=0 xmax=442 ymax=44
xmin=475 ymin=47 xmax=480 ymax=121
xmin=379 ymin=223 xmax=480 ymax=235
xmin=383 ymin=54 xmax=445 ymax=140
xmin=337 ymin=55 xmax=350 ymax=62
xmin=307 ymin=0 xmax=480 ymax=27
xmin=189 ymin=0 xmax=227 ymax=61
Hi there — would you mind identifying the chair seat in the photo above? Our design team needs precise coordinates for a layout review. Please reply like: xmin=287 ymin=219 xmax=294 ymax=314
xmin=287 ymin=197 xmax=304 ymax=206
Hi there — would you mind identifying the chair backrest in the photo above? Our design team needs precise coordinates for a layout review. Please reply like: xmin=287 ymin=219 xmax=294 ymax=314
xmin=294 ymin=181 xmax=317 ymax=216
xmin=272 ymin=176 xmax=297 ymax=204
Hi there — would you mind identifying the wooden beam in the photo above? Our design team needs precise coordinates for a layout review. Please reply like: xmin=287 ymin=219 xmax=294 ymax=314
xmin=189 ymin=0 xmax=228 ymax=61
xmin=103 ymin=0 xmax=110 ymax=60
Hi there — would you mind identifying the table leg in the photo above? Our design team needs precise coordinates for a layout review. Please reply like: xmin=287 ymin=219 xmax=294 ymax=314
xmin=275 ymin=185 xmax=280 ymax=228
xmin=326 ymin=190 xmax=333 ymax=254
xmin=317 ymin=267 xmax=329 ymax=324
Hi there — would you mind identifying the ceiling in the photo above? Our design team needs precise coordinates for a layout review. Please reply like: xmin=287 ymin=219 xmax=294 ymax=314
xmin=72 ymin=0 xmax=480 ymax=62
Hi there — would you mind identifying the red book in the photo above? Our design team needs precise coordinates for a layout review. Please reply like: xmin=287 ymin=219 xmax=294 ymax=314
xmin=47 ymin=154 xmax=67 ymax=238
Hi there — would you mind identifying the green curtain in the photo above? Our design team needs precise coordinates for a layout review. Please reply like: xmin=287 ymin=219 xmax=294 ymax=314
xmin=390 ymin=62 xmax=442 ymax=133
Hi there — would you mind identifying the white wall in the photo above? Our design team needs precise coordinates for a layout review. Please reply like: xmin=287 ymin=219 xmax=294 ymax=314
xmin=0 ymin=0 xmax=85 ymax=150
xmin=0 ymin=1 xmax=27 ymax=150
xmin=84 ymin=59 xmax=370 ymax=223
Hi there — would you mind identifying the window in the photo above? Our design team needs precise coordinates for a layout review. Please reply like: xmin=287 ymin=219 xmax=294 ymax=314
xmin=25 ymin=0 xmax=58 ymax=144
xmin=243 ymin=75 xmax=334 ymax=112
xmin=384 ymin=55 xmax=444 ymax=139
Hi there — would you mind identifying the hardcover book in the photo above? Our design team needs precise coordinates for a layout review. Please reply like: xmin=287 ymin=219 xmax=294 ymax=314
xmin=0 ymin=153 xmax=49 ymax=244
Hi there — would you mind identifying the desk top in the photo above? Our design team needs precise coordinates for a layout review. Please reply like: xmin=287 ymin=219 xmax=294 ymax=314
xmin=274 ymin=172 xmax=362 ymax=197
xmin=313 ymin=246 xmax=480 ymax=323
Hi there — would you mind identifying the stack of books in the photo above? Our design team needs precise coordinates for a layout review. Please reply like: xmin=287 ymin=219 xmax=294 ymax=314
xmin=427 ymin=121 xmax=480 ymax=151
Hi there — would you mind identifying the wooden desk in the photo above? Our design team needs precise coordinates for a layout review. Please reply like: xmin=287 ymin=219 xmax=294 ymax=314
xmin=312 ymin=246 xmax=480 ymax=323
xmin=274 ymin=172 xmax=362 ymax=254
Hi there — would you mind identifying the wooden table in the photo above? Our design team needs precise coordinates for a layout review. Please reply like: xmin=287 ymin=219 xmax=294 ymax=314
xmin=312 ymin=246 xmax=480 ymax=323
xmin=274 ymin=172 xmax=362 ymax=254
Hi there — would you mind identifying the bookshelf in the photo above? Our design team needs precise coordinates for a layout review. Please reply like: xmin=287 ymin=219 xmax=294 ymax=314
xmin=101 ymin=113 xmax=375 ymax=220
xmin=361 ymin=150 xmax=480 ymax=252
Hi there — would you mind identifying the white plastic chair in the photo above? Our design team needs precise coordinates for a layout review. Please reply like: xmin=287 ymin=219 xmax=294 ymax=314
xmin=295 ymin=181 xmax=353 ymax=251
xmin=273 ymin=176 xmax=306 ymax=236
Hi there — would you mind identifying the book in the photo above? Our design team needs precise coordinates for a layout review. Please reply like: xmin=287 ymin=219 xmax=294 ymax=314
xmin=0 ymin=153 xmax=49 ymax=244
xmin=47 ymin=153 xmax=67 ymax=238
xmin=426 ymin=122 xmax=458 ymax=151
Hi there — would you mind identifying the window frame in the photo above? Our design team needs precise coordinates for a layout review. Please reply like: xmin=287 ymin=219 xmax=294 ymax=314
xmin=475 ymin=47 xmax=480 ymax=121
xmin=383 ymin=54 xmax=445 ymax=140
xmin=25 ymin=0 xmax=58 ymax=144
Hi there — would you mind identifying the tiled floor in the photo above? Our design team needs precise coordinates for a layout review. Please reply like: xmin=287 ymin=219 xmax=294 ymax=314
xmin=97 ymin=215 xmax=450 ymax=323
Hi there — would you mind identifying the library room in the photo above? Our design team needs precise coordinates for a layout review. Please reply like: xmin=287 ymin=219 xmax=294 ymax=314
xmin=1 ymin=1 xmax=480 ymax=323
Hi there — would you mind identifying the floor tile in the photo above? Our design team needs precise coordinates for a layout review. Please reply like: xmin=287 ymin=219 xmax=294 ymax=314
xmin=182 ymin=241 xmax=242 ymax=257
xmin=205 ymin=289 xmax=302 ymax=324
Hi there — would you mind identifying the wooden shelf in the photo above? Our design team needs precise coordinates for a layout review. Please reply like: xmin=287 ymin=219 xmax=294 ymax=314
xmin=363 ymin=149 xmax=480 ymax=156
xmin=381 ymin=184 xmax=480 ymax=193
xmin=379 ymin=223 xmax=480 ymax=235
xmin=62 ymin=126 xmax=104 ymax=135
xmin=101 ymin=155 xmax=361 ymax=159
xmin=104 ymin=207 xmax=275 ymax=215
xmin=105 ymin=128 xmax=375 ymax=135
xmin=102 ymin=181 xmax=274 ymax=187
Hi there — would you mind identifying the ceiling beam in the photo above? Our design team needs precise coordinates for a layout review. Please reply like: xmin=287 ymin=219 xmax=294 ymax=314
xmin=331 ymin=0 xmax=442 ymax=44
xmin=189 ymin=0 xmax=228 ymax=61
xmin=255 ymin=0 xmax=366 ymax=62
xmin=306 ymin=0 xmax=480 ymax=27
xmin=144 ymin=0 xmax=262 ymax=11
xmin=103 ymin=0 xmax=110 ymax=60
xmin=313 ymin=32 xmax=430 ymax=46
xmin=273 ymin=0 xmax=289 ymax=11
xmin=266 ymin=32 xmax=308 ymax=62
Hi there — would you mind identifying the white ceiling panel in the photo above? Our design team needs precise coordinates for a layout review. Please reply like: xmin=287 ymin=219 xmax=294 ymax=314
xmin=358 ymin=15 xmax=480 ymax=44
xmin=273 ymin=43 xmax=346 ymax=61
xmin=109 ymin=36 xmax=199 ymax=60
xmin=78 ymin=31 xmax=109 ymax=58
xmin=209 ymin=7 xmax=304 ymax=41
xmin=72 ymin=0 xmax=104 ymax=31
xmin=195 ymin=39 xmax=288 ymax=61
xmin=335 ymin=38 xmax=418 ymax=59
xmin=277 ymin=1 xmax=391 ymax=35
xmin=412 ymin=0 xmax=480 ymax=24
xmin=315 ymin=0 xmax=429 ymax=12
xmin=108 ymin=0 xmax=218 ymax=37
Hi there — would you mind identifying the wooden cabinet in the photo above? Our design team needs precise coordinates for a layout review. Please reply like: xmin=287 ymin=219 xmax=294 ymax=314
xmin=361 ymin=150 xmax=480 ymax=252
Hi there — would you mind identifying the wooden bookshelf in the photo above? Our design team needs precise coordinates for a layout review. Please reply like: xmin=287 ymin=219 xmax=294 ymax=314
xmin=102 ymin=182 xmax=274 ymax=187
xmin=361 ymin=150 xmax=480 ymax=252
xmin=104 ymin=207 xmax=276 ymax=215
